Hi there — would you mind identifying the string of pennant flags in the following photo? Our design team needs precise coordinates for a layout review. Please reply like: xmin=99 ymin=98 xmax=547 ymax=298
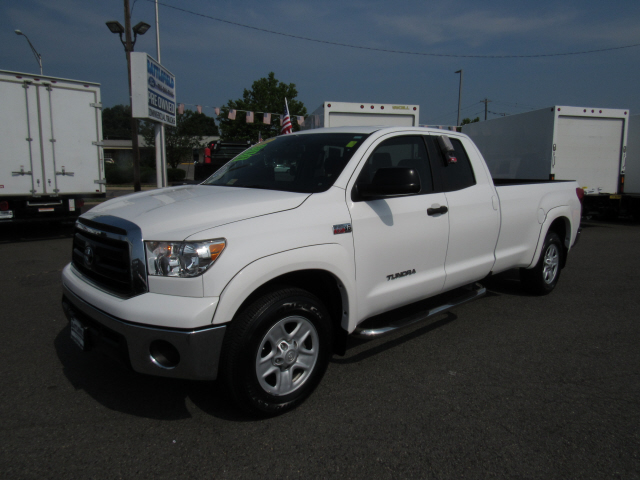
xmin=176 ymin=103 xmax=306 ymax=127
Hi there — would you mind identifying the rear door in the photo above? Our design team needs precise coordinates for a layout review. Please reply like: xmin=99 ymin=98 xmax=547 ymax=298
xmin=348 ymin=134 xmax=449 ymax=320
xmin=553 ymin=116 xmax=624 ymax=194
xmin=0 ymin=78 xmax=42 ymax=195
xmin=42 ymin=83 xmax=103 ymax=194
xmin=426 ymin=135 xmax=500 ymax=291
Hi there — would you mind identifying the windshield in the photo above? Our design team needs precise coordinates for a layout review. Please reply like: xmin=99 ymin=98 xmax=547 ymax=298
xmin=202 ymin=133 xmax=370 ymax=193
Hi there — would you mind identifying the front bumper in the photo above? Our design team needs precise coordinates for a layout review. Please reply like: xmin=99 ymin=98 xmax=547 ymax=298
xmin=61 ymin=284 xmax=226 ymax=381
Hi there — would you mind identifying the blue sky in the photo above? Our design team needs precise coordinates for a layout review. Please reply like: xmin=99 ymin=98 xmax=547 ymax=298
xmin=2 ymin=0 xmax=639 ymax=126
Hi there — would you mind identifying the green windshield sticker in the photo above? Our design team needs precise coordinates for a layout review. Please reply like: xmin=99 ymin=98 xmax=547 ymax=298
xmin=345 ymin=141 xmax=358 ymax=148
xmin=232 ymin=138 xmax=276 ymax=162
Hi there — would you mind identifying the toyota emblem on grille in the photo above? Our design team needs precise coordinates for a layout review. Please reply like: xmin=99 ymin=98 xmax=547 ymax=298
xmin=83 ymin=245 xmax=94 ymax=267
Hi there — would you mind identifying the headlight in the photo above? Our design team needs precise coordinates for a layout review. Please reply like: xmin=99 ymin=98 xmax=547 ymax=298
xmin=145 ymin=239 xmax=226 ymax=278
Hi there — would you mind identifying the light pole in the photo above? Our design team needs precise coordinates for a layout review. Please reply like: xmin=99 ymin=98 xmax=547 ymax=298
xmin=15 ymin=30 xmax=42 ymax=75
xmin=455 ymin=69 xmax=463 ymax=128
xmin=154 ymin=0 xmax=167 ymax=188
xmin=105 ymin=4 xmax=150 ymax=192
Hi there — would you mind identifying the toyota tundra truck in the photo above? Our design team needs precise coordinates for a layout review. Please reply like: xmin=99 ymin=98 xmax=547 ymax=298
xmin=61 ymin=126 xmax=582 ymax=415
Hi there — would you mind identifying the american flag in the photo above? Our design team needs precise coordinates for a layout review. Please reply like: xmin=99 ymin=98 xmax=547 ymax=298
xmin=281 ymin=98 xmax=292 ymax=135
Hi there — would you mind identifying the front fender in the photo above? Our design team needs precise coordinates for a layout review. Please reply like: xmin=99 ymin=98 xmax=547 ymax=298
xmin=212 ymin=244 xmax=357 ymax=331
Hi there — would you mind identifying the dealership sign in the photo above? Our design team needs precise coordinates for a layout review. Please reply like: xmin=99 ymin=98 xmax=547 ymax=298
xmin=131 ymin=52 xmax=176 ymax=126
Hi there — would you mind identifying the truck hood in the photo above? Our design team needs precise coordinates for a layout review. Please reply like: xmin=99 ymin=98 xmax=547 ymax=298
xmin=83 ymin=185 xmax=310 ymax=240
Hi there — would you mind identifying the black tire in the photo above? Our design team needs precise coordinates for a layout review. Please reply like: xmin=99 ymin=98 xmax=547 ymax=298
xmin=520 ymin=231 xmax=563 ymax=295
xmin=220 ymin=287 xmax=333 ymax=416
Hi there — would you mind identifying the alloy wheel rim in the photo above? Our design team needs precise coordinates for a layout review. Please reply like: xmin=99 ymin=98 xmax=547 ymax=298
xmin=255 ymin=315 xmax=319 ymax=396
xmin=543 ymin=244 xmax=559 ymax=284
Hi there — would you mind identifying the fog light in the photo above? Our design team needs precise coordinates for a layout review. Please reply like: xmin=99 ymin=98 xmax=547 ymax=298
xmin=149 ymin=340 xmax=180 ymax=369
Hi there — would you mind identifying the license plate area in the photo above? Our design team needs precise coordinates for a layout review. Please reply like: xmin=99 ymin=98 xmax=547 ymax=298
xmin=70 ymin=317 xmax=89 ymax=351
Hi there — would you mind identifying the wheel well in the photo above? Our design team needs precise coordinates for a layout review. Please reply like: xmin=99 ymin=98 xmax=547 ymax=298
xmin=233 ymin=269 xmax=348 ymax=355
xmin=547 ymin=217 xmax=570 ymax=268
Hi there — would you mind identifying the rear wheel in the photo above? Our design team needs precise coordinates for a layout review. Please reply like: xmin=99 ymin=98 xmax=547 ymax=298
xmin=220 ymin=287 xmax=332 ymax=416
xmin=520 ymin=231 xmax=563 ymax=295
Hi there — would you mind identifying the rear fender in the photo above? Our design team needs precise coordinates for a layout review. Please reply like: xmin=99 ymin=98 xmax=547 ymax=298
xmin=527 ymin=206 xmax=573 ymax=269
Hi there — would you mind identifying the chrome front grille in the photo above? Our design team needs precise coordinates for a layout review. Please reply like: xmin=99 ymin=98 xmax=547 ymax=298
xmin=71 ymin=216 xmax=147 ymax=297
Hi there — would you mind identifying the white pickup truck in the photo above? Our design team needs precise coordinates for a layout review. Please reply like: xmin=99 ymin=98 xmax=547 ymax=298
xmin=61 ymin=126 xmax=582 ymax=415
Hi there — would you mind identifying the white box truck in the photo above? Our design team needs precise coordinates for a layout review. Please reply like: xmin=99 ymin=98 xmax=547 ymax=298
xmin=462 ymin=106 xmax=629 ymax=216
xmin=0 ymin=70 xmax=106 ymax=223
xmin=302 ymin=101 xmax=419 ymax=129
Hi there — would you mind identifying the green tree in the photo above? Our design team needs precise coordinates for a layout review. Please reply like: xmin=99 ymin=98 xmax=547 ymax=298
xmin=142 ymin=110 xmax=219 ymax=169
xmin=102 ymin=104 xmax=133 ymax=140
xmin=218 ymin=72 xmax=307 ymax=141
xmin=461 ymin=117 xmax=480 ymax=126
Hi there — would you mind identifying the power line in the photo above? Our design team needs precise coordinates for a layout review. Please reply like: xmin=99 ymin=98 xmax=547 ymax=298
xmin=146 ymin=0 xmax=640 ymax=59
xmin=430 ymin=102 xmax=483 ymax=124
xmin=492 ymin=100 xmax=541 ymax=110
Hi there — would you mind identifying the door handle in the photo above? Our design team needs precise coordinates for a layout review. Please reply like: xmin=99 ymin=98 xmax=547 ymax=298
xmin=427 ymin=206 xmax=448 ymax=216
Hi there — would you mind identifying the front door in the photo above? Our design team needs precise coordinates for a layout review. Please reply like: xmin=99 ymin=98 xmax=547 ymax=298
xmin=348 ymin=134 xmax=450 ymax=321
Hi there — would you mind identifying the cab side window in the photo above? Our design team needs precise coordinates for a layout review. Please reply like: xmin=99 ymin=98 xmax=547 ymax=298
xmin=427 ymin=136 xmax=476 ymax=192
xmin=357 ymin=136 xmax=434 ymax=193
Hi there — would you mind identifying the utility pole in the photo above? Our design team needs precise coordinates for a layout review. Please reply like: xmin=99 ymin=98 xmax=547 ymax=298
xmin=482 ymin=98 xmax=492 ymax=121
xmin=123 ymin=0 xmax=142 ymax=192
xmin=455 ymin=70 xmax=463 ymax=128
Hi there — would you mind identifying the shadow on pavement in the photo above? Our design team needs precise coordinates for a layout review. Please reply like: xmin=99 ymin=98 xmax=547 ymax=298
xmin=54 ymin=324 xmax=257 ymax=422
xmin=0 ymin=221 xmax=75 ymax=244
xmin=482 ymin=268 xmax=537 ymax=297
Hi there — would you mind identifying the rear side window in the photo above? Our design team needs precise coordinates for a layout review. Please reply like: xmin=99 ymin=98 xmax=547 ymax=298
xmin=427 ymin=136 xmax=476 ymax=192
xmin=357 ymin=136 xmax=434 ymax=193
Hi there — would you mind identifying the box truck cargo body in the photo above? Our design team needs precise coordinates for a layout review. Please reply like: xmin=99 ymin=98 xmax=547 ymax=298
xmin=624 ymin=115 xmax=640 ymax=194
xmin=302 ymin=102 xmax=419 ymax=129
xmin=622 ymin=114 xmax=640 ymax=217
xmin=462 ymin=106 xmax=629 ymax=215
xmin=0 ymin=70 xmax=105 ymax=222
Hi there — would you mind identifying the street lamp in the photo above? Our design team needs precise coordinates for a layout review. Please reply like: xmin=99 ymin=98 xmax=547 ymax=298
xmin=105 ymin=4 xmax=151 ymax=192
xmin=15 ymin=29 xmax=43 ymax=75
xmin=105 ymin=20 xmax=151 ymax=47
xmin=455 ymin=69 xmax=463 ymax=128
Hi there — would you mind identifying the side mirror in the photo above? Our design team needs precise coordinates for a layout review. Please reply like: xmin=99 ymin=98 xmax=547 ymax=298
xmin=437 ymin=135 xmax=458 ymax=164
xmin=357 ymin=167 xmax=420 ymax=200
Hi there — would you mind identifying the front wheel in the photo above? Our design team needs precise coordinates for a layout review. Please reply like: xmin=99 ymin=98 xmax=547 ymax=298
xmin=220 ymin=287 xmax=333 ymax=416
xmin=520 ymin=231 xmax=563 ymax=295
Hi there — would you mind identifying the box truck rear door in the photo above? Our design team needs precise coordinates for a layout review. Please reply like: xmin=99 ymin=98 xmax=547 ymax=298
xmin=553 ymin=116 xmax=624 ymax=194
xmin=40 ymin=84 xmax=102 ymax=195
xmin=0 ymin=78 xmax=42 ymax=195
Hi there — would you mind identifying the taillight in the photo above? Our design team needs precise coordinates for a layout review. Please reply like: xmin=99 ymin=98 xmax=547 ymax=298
xmin=76 ymin=199 xmax=85 ymax=208
xmin=576 ymin=188 xmax=585 ymax=204
xmin=0 ymin=201 xmax=9 ymax=211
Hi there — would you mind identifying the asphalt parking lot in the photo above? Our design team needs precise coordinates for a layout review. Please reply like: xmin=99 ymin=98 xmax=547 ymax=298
xmin=1 ymin=218 xmax=639 ymax=479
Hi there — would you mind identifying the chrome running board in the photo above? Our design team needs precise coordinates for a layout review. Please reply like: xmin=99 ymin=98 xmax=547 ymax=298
xmin=352 ymin=283 xmax=486 ymax=339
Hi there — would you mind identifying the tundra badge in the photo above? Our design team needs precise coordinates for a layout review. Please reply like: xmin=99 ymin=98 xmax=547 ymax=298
xmin=387 ymin=269 xmax=416 ymax=281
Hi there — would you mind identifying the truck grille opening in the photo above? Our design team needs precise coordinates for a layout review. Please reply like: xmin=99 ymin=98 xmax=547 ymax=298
xmin=71 ymin=222 xmax=135 ymax=297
